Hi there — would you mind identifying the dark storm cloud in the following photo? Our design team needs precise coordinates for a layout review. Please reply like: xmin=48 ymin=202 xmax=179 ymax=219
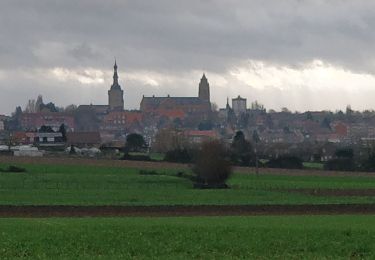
xmin=2 ymin=0 xmax=375 ymax=114
xmin=1 ymin=0 xmax=375 ymax=72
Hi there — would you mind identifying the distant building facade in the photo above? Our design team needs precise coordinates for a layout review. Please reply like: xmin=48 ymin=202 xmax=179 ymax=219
xmin=232 ymin=95 xmax=247 ymax=116
xmin=184 ymin=129 xmax=218 ymax=143
xmin=19 ymin=113 xmax=75 ymax=132
xmin=0 ymin=115 xmax=6 ymax=131
xmin=35 ymin=132 xmax=64 ymax=148
xmin=66 ymin=132 xmax=101 ymax=148
xmin=198 ymin=74 xmax=210 ymax=102
xmin=101 ymin=111 xmax=143 ymax=133
xmin=140 ymin=74 xmax=211 ymax=116
xmin=76 ymin=61 xmax=125 ymax=131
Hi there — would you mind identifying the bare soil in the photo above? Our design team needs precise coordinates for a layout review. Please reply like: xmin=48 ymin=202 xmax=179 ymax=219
xmin=0 ymin=204 xmax=373 ymax=217
xmin=1 ymin=156 xmax=375 ymax=177
xmin=283 ymin=188 xmax=375 ymax=197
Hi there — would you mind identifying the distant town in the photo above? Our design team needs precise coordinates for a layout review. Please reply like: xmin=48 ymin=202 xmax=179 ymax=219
xmin=1 ymin=61 xmax=375 ymax=162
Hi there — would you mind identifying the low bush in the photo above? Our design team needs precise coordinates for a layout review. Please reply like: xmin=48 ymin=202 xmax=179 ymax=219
xmin=164 ymin=148 xmax=194 ymax=163
xmin=266 ymin=156 xmax=303 ymax=169
xmin=139 ymin=170 xmax=159 ymax=175
xmin=121 ymin=153 xmax=151 ymax=161
xmin=324 ymin=158 xmax=355 ymax=171
xmin=175 ymin=171 xmax=195 ymax=181
xmin=357 ymin=153 xmax=375 ymax=172
xmin=0 ymin=165 xmax=27 ymax=173
xmin=0 ymin=151 xmax=13 ymax=156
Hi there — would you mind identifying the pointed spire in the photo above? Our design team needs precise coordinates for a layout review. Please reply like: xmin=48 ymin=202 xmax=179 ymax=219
xmin=113 ymin=59 xmax=119 ymax=86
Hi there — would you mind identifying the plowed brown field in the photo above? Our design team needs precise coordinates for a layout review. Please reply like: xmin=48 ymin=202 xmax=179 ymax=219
xmin=0 ymin=204 xmax=373 ymax=217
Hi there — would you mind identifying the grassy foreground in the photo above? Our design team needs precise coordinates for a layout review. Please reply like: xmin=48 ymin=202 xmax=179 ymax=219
xmin=0 ymin=163 xmax=375 ymax=205
xmin=0 ymin=215 xmax=373 ymax=259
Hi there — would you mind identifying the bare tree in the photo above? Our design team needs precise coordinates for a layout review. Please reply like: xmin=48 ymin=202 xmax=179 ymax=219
xmin=35 ymin=95 xmax=43 ymax=112
xmin=193 ymin=140 xmax=232 ymax=188
xmin=25 ymin=99 xmax=36 ymax=113
xmin=152 ymin=128 xmax=188 ymax=153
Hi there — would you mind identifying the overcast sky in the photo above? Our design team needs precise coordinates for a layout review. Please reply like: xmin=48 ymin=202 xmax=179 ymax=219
xmin=2 ymin=0 xmax=375 ymax=114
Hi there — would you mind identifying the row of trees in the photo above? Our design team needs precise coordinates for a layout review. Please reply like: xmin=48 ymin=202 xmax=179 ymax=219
xmin=19 ymin=95 xmax=78 ymax=116
xmin=154 ymin=130 xmax=260 ymax=167
xmin=324 ymin=147 xmax=375 ymax=172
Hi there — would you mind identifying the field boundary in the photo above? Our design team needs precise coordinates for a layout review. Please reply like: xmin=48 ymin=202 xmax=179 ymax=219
xmin=1 ymin=156 xmax=375 ymax=177
xmin=0 ymin=204 xmax=374 ymax=217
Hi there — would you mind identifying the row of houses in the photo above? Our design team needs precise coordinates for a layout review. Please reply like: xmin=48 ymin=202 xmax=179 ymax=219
xmin=4 ymin=111 xmax=371 ymax=147
xmin=11 ymin=131 xmax=101 ymax=148
xmin=7 ymin=128 xmax=219 ymax=149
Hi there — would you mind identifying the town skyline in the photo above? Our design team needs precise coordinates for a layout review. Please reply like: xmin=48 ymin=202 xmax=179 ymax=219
xmin=3 ymin=60 xmax=375 ymax=116
xmin=3 ymin=1 xmax=375 ymax=114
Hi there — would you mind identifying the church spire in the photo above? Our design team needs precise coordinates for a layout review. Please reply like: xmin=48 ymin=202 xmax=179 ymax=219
xmin=108 ymin=59 xmax=124 ymax=111
xmin=113 ymin=59 xmax=119 ymax=86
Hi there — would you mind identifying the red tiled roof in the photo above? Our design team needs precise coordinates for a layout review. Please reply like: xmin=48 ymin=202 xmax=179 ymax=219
xmin=154 ymin=109 xmax=185 ymax=119
xmin=104 ymin=111 xmax=142 ymax=124
xmin=12 ymin=131 xmax=27 ymax=140
xmin=124 ymin=112 xmax=142 ymax=124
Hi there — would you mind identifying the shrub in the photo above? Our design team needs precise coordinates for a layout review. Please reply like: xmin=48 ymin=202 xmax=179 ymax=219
xmin=139 ymin=170 xmax=159 ymax=175
xmin=230 ymin=131 xmax=255 ymax=166
xmin=175 ymin=171 xmax=195 ymax=181
xmin=164 ymin=148 xmax=194 ymax=163
xmin=359 ymin=154 xmax=375 ymax=172
xmin=0 ymin=165 xmax=26 ymax=173
xmin=266 ymin=156 xmax=303 ymax=169
xmin=126 ymin=133 xmax=147 ymax=152
xmin=324 ymin=158 xmax=355 ymax=171
xmin=335 ymin=148 xmax=354 ymax=159
xmin=121 ymin=153 xmax=151 ymax=161
xmin=69 ymin=145 xmax=76 ymax=155
xmin=192 ymin=140 xmax=232 ymax=188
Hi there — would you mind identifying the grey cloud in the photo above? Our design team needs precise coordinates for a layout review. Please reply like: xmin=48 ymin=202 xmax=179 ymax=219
xmin=2 ymin=0 xmax=375 ymax=72
xmin=2 ymin=0 xmax=375 ymax=114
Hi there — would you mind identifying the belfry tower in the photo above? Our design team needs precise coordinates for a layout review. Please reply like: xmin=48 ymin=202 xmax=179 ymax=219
xmin=108 ymin=60 xmax=124 ymax=111
xmin=198 ymin=73 xmax=210 ymax=103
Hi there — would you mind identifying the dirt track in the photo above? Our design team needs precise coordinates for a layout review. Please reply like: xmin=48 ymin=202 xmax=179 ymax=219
xmin=0 ymin=204 xmax=374 ymax=217
xmin=1 ymin=156 xmax=375 ymax=177
xmin=284 ymin=188 xmax=375 ymax=196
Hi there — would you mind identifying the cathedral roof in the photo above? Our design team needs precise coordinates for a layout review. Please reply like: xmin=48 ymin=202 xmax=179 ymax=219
xmin=141 ymin=96 xmax=206 ymax=106
xmin=78 ymin=105 xmax=109 ymax=114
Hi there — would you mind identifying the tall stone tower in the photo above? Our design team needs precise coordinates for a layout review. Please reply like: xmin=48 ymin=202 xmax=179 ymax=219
xmin=108 ymin=60 xmax=124 ymax=111
xmin=198 ymin=73 xmax=210 ymax=102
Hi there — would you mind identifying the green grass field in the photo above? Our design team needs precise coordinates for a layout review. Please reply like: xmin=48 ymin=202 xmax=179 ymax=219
xmin=0 ymin=215 xmax=373 ymax=259
xmin=303 ymin=162 xmax=324 ymax=170
xmin=0 ymin=163 xmax=374 ymax=206
xmin=0 ymin=162 xmax=374 ymax=259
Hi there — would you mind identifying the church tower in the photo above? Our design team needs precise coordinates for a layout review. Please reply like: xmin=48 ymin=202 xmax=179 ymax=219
xmin=198 ymin=73 xmax=210 ymax=102
xmin=108 ymin=60 xmax=124 ymax=111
